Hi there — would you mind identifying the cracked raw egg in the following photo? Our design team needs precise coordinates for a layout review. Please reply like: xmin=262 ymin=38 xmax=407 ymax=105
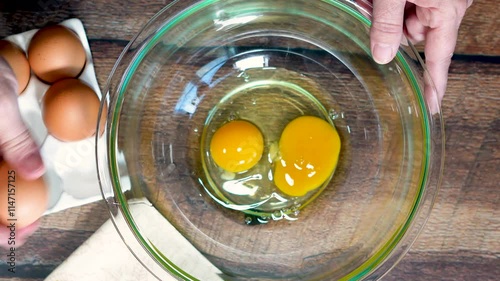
xmin=210 ymin=120 xmax=264 ymax=173
xmin=200 ymin=74 xmax=342 ymax=220
xmin=273 ymin=116 xmax=341 ymax=197
xmin=208 ymin=116 xmax=340 ymax=197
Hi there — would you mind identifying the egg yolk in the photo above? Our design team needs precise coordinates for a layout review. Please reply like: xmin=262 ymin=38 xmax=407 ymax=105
xmin=210 ymin=120 xmax=264 ymax=173
xmin=274 ymin=116 xmax=341 ymax=197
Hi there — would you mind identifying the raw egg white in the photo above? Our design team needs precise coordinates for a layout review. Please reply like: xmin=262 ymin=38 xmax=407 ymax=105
xmin=0 ymin=40 xmax=31 ymax=94
xmin=42 ymin=78 xmax=104 ymax=142
xmin=28 ymin=25 xmax=86 ymax=83
xmin=0 ymin=162 xmax=48 ymax=228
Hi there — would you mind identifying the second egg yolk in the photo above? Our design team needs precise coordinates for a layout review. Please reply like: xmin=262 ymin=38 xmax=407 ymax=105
xmin=274 ymin=116 xmax=341 ymax=197
xmin=210 ymin=120 xmax=264 ymax=173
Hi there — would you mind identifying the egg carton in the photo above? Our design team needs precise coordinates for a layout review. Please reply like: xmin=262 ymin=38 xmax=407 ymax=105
xmin=4 ymin=18 xmax=106 ymax=215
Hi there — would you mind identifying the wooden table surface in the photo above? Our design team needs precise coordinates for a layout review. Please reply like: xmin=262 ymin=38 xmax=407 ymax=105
xmin=0 ymin=0 xmax=499 ymax=280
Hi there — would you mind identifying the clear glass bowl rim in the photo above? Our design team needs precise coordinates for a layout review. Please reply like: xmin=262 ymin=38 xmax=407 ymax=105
xmin=96 ymin=0 xmax=445 ymax=280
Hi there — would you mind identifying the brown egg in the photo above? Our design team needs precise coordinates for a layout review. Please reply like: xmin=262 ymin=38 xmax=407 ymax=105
xmin=28 ymin=25 xmax=86 ymax=83
xmin=42 ymin=78 xmax=105 ymax=142
xmin=0 ymin=162 xmax=48 ymax=228
xmin=0 ymin=40 xmax=31 ymax=94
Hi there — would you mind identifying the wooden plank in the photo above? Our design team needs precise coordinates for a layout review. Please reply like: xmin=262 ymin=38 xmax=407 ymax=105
xmin=0 ymin=202 xmax=109 ymax=280
xmin=0 ymin=49 xmax=496 ymax=280
xmin=385 ymin=58 xmax=500 ymax=280
xmin=456 ymin=0 xmax=500 ymax=55
xmin=0 ymin=0 xmax=498 ymax=56
xmin=386 ymin=251 xmax=500 ymax=281
xmin=0 ymin=0 xmax=498 ymax=278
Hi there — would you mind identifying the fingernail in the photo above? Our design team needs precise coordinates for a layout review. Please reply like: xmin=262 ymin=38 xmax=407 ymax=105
xmin=372 ymin=43 xmax=394 ymax=64
xmin=19 ymin=152 xmax=45 ymax=180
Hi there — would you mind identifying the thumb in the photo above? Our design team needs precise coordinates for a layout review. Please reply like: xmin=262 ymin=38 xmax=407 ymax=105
xmin=0 ymin=58 xmax=45 ymax=180
xmin=370 ymin=0 xmax=406 ymax=64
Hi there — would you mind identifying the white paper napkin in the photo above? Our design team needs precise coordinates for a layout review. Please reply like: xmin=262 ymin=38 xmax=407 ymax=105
xmin=45 ymin=216 xmax=161 ymax=281
xmin=45 ymin=204 xmax=223 ymax=281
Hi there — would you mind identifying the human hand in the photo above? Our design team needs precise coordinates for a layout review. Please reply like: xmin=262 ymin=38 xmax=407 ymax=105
xmin=0 ymin=56 xmax=44 ymax=178
xmin=0 ymin=56 xmax=45 ymax=248
xmin=365 ymin=0 xmax=472 ymax=108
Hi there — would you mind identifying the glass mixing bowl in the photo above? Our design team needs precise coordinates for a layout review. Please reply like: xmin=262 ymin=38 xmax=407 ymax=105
xmin=96 ymin=0 xmax=444 ymax=280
